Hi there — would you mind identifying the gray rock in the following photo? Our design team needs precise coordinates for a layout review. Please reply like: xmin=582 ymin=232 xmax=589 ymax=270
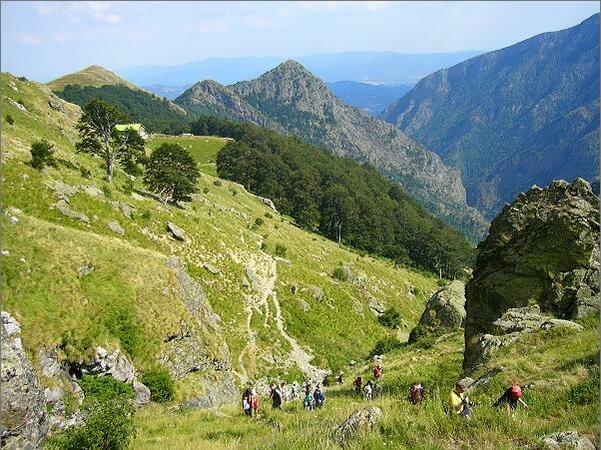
xmin=332 ymin=406 xmax=382 ymax=445
xmin=182 ymin=372 xmax=238 ymax=409
xmin=312 ymin=286 xmax=325 ymax=302
xmin=1 ymin=311 xmax=48 ymax=448
xmin=167 ymin=221 xmax=186 ymax=241
xmin=81 ymin=185 xmax=104 ymax=198
xmin=298 ymin=300 xmax=311 ymax=312
xmin=48 ymin=97 xmax=66 ymax=113
xmin=419 ymin=280 xmax=466 ymax=329
xmin=133 ymin=380 xmax=151 ymax=406
xmin=52 ymin=180 xmax=79 ymax=199
xmin=55 ymin=200 xmax=89 ymax=223
xmin=204 ymin=263 xmax=220 ymax=275
xmin=8 ymin=216 xmax=18 ymax=225
xmin=77 ymin=263 xmax=94 ymax=278
xmin=1 ymin=250 xmax=9 ymax=257
xmin=81 ymin=346 xmax=135 ymax=383
xmin=107 ymin=220 xmax=125 ymax=235
xmin=464 ymin=179 xmax=599 ymax=371
xmin=38 ymin=347 xmax=61 ymax=378
xmin=541 ymin=431 xmax=596 ymax=449
xmin=8 ymin=98 xmax=27 ymax=112
xmin=258 ymin=196 xmax=278 ymax=212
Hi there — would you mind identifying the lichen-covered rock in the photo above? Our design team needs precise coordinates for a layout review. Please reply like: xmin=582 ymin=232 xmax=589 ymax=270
xmin=331 ymin=406 xmax=382 ymax=445
xmin=107 ymin=220 xmax=125 ymax=235
xmin=0 ymin=311 xmax=48 ymax=448
xmin=464 ymin=179 xmax=599 ymax=371
xmin=167 ymin=221 xmax=186 ymax=241
xmin=541 ymin=431 xmax=596 ymax=449
xmin=182 ymin=372 xmax=238 ymax=409
xmin=133 ymin=380 xmax=151 ymax=406
xmin=81 ymin=346 xmax=136 ymax=383
xmin=55 ymin=200 xmax=89 ymax=223
xmin=419 ymin=280 xmax=466 ymax=329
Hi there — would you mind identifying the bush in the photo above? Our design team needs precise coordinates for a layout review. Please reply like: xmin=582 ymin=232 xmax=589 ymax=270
xmin=79 ymin=166 xmax=92 ymax=178
xmin=264 ymin=212 xmax=273 ymax=219
xmin=17 ymin=76 xmax=27 ymax=82
xmin=101 ymin=184 xmax=113 ymax=199
xmin=30 ymin=139 xmax=56 ymax=170
xmin=332 ymin=266 xmax=349 ymax=282
xmin=275 ymin=243 xmax=287 ymax=258
xmin=139 ymin=368 xmax=175 ymax=403
xmin=372 ymin=336 xmax=403 ymax=356
xmin=17 ymin=99 xmax=25 ymax=107
xmin=5 ymin=114 xmax=14 ymax=125
xmin=140 ymin=209 xmax=152 ymax=220
xmin=254 ymin=218 xmax=265 ymax=227
xmin=408 ymin=324 xmax=428 ymax=344
xmin=79 ymin=375 xmax=135 ymax=403
xmin=213 ymin=179 xmax=222 ymax=187
xmin=203 ymin=187 xmax=210 ymax=194
xmin=122 ymin=178 xmax=135 ymax=195
xmin=378 ymin=307 xmax=403 ymax=329
xmin=47 ymin=398 xmax=136 ymax=450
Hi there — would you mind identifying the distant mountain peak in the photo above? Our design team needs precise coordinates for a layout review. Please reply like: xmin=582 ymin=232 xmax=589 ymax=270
xmin=47 ymin=65 xmax=140 ymax=92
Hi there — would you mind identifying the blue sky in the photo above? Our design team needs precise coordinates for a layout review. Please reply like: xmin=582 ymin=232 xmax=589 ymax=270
xmin=2 ymin=1 xmax=598 ymax=82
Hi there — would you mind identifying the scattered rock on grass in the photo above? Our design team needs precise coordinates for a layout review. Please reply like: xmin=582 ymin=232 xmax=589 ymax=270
xmin=133 ymin=380 xmax=151 ymax=406
xmin=167 ymin=221 xmax=186 ymax=241
xmin=55 ymin=200 xmax=89 ymax=223
xmin=541 ymin=431 xmax=596 ymax=450
xmin=204 ymin=264 xmax=220 ymax=275
xmin=107 ymin=220 xmax=125 ymax=235
xmin=332 ymin=406 xmax=382 ymax=445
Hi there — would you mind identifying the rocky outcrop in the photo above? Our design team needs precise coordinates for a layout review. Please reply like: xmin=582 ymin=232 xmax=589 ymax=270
xmin=1 ymin=312 xmax=48 ymax=448
xmin=464 ymin=179 xmax=599 ymax=371
xmin=167 ymin=221 xmax=186 ymax=241
xmin=55 ymin=200 xmax=89 ymax=223
xmin=419 ymin=280 xmax=466 ymax=329
xmin=541 ymin=431 xmax=596 ymax=450
xmin=331 ymin=406 xmax=382 ymax=445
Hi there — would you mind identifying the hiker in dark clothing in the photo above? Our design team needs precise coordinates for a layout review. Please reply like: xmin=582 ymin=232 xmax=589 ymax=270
xmin=242 ymin=388 xmax=252 ymax=416
xmin=353 ymin=376 xmax=362 ymax=395
xmin=337 ymin=372 xmax=344 ymax=384
xmin=408 ymin=383 xmax=425 ymax=405
xmin=495 ymin=384 xmax=528 ymax=417
xmin=314 ymin=385 xmax=325 ymax=408
xmin=269 ymin=383 xmax=283 ymax=410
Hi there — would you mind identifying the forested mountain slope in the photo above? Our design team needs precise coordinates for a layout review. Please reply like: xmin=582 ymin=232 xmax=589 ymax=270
xmin=382 ymin=14 xmax=600 ymax=218
xmin=175 ymin=61 xmax=488 ymax=241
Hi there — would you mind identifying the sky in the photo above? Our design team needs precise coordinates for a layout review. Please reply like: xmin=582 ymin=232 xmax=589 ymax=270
xmin=1 ymin=1 xmax=599 ymax=82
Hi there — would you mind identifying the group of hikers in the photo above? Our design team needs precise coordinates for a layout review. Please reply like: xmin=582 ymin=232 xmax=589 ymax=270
xmin=242 ymin=362 xmax=529 ymax=420
xmin=241 ymin=380 xmax=326 ymax=417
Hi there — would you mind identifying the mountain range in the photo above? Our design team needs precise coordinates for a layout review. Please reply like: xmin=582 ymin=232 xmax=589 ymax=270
xmin=327 ymin=81 xmax=412 ymax=116
xmin=174 ymin=61 xmax=488 ymax=240
xmin=117 ymin=51 xmax=483 ymax=88
xmin=382 ymin=14 xmax=600 ymax=218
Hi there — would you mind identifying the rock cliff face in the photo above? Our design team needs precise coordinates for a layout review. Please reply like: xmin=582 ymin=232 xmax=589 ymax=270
xmin=1 ymin=312 xmax=48 ymax=448
xmin=383 ymin=14 xmax=600 ymax=219
xmin=463 ymin=179 xmax=599 ymax=371
xmin=175 ymin=61 xmax=488 ymax=241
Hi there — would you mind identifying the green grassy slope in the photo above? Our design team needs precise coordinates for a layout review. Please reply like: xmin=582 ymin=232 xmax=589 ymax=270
xmin=135 ymin=317 xmax=599 ymax=449
xmin=1 ymin=73 xmax=437 ymax=393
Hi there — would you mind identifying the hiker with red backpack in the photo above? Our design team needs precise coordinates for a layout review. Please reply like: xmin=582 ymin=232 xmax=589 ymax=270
xmin=373 ymin=364 xmax=382 ymax=380
xmin=495 ymin=384 xmax=528 ymax=417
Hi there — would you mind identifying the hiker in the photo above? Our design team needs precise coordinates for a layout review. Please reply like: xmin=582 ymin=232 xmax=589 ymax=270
xmin=304 ymin=379 xmax=313 ymax=396
xmin=314 ymin=385 xmax=325 ymax=408
xmin=408 ymin=383 xmax=425 ymax=405
xmin=242 ymin=388 xmax=252 ymax=416
xmin=290 ymin=382 xmax=298 ymax=400
xmin=269 ymin=383 xmax=283 ymax=410
xmin=495 ymin=384 xmax=528 ymax=417
xmin=353 ymin=376 xmax=363 ymax=395
xmin=280 ymin=382 xmax=288 ymax=402
xmin=250 ymin=389 xmax=260 ymax=417
xmin=448 ymin=380 xmax=473 ymax=419
xmin=373 ymin=364 xmax=382 ymax=380
xmin=363 ymin=380 xmax=374 ymax=401
xmin=304 ymin=390 xmax=314 ymax=411
xmin=337 ymin=372 xmax=344 ymax=385
xmin=373 ymin=381 xmax=383 ymax=399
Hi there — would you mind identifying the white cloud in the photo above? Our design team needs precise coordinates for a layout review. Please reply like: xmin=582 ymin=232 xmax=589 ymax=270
xmin=188 ymin=20 xmax=230 ymax=33
xmin=52 ymin=32 xmax=72 ymax=44
xmin=16 ymin=33 xmax=42 ymax=45
xmin=66 ymin=2 xmax=122 ymax=24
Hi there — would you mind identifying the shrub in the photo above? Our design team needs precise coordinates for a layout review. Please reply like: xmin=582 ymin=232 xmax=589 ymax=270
xmin=372 ymin=336 xmax=403 ymax=356
xmin=144 ymin=143 xmax=200 ymax=204
xmin=30 ymin=139 xmax=56 ymax=170
xmin=332 ymin=266 xmax=349 ymax=282
xmin=122 ymin=178 xmax=135 ymax=195
xmin=408 ymin=324 xmax=428 ymax=344
xmin=17 ymin=99 xmax=25 ymax=107
xmin=101 ymin=184 xmax=113 ymax=199
xmin=79 ymin=375 xmax=135 ymax=403
xmin=378 ymin=307 xmax=403 ymax=329
xmin=79 ymin=166 xmax=92 ymax=178
xmin=230 ymin=187 xmax=237 ymax=196
xmin=140 ymin=209 xmax=152 ymax=220
xmin=213 ymin=179 xmax=222 ymax=187
xmin=261 ymin=241 xmax=268 ymax=252
xmin=104 ymin=307 xmax=144 ymax=358
xmin=264 ymin=212 xmax=273 ymax=219
xmin=46 ymin=398 xmax=136 ymax=450
xmin=5 ymin=114 xmax=14 ymax=125
xmin=139 ymin=368 xmax=175 ymax=403
xmin=254 ymin=218 xmax=265 ymax=227
xmin=203 ymin=187 xmax=210 ymax=194
xmin=17 ymin=76 xmax=27 ymax=82
xmin=275 ymin=243 xmax=287 ymax=258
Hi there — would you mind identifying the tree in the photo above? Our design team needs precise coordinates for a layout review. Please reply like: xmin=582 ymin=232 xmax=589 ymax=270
xmin=144 ymin=143 xmax=200 ymax=204
xmin=30 ymin=139 xmax=56 ymax=170
xmin=76 ymin=99 xmax=145 ymax=182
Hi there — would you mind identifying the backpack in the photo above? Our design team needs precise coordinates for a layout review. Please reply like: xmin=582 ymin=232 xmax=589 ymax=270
xmin=510 ymin=385 xmax=522 ymax=399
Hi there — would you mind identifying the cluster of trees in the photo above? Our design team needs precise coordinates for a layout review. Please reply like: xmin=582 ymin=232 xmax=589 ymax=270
xmin=190 ymin=116 xmax=474 ymax=278
xmin=57 ymin=84 xmax=189 ymax=134
xmin=76 ymin=99 xmax=199 ymax=203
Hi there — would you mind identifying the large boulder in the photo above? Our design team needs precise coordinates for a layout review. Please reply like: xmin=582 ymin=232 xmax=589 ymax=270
xmin=419 ymin=280 xmax=466 ymax=329
xmin=541 ymin=431 xmax=596 ymax=450
xmin=332 ymin=406 xmax=382 ymax=445
xmin=0 ymin=312 xmax=49 ymax=448
xmin=464 ymin=179 xmax=599 ymax=371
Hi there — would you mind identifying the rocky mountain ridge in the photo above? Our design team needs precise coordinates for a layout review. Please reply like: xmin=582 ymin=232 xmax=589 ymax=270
xmin=175 ymin=60 xmax=488 ymax=241
xmin=382 ymin=14 xmax=600 ymax=219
